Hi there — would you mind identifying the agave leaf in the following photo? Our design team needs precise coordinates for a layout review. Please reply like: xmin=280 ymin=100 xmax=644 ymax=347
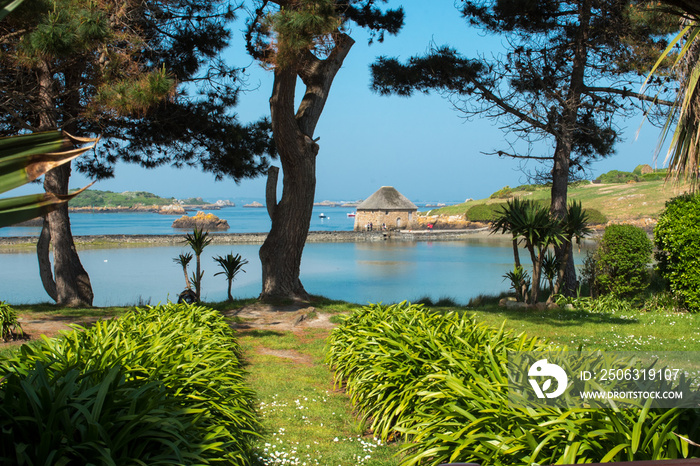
xmin=0 ymin=183 xmax=93 ymax=228
xmin=0 ymin=131 xmax=98 ymax=195
xmin=0 ymin=0 xmax=24 ymax=22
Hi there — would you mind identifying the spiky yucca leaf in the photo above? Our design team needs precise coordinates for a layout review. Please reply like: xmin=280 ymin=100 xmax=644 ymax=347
xmin=646 ymin=15 xmax=700 ymax=187
xmin=0 ymin=0 xmax=23 ymax=21
xmin=0 ymin=131 xmax=97 ymax=228
xmin=0 ymin=131 xmax=96 ymax=194
xmin=0 ymin=184 xmax=93 ymax=227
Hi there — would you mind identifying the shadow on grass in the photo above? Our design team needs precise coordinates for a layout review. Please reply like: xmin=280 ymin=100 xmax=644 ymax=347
xmin=236 ymin=329 xmax=286 ymax=338
xmin=475 ymin=306 xmax=638 ymax=327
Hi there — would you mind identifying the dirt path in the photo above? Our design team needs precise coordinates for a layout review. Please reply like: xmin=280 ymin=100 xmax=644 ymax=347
xmin=223 ymin=302 xmax=336 ymax=332
xmin=2 ymin=303 xmax=338 ymax=353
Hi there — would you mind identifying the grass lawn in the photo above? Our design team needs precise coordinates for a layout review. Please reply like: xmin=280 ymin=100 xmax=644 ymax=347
xmin=238 ymin=327 xmax=402 ymax=465
xmin=427 ymin=179 xmax=693 ymax=223
xmin=3 ymin=297 xmax=699 ymax=465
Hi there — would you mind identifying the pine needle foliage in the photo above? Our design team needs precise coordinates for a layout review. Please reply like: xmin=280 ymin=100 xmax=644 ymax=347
xmin=266 ymin=0 xmax=342 ymax=68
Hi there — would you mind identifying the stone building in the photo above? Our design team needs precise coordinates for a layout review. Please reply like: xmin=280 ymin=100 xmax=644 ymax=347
xmin=354 ymin=186 xmax=418 ymax=231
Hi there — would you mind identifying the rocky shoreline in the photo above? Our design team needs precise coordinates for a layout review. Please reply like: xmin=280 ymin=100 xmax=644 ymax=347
xmin=0 ymin=228 xmax=509 ymax=249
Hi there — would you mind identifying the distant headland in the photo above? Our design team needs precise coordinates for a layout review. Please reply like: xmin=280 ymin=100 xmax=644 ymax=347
xmin=67 ymin=189 xmax=233 ymax=214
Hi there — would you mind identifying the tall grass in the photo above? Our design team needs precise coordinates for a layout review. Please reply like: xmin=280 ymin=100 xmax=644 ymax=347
xmin=0 ymin=303 xmax=261 ymax=465
xmin=327 ymin=302 xmax=700 ymax=466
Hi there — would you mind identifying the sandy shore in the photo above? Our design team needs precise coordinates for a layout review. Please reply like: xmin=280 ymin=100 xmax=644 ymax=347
xmin=0 ymin=227 xmax=511 ymax=250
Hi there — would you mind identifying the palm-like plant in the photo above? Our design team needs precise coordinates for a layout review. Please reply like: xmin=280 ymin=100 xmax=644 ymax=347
xmin=503 ymin=265 xmax=531 ymax=303
xmin=0 ymin=131 xmax=96 ymax=227
xmin=213 ymin=253 xmax=249 ymax=302
xmin=494 ymin=199 xmax=563 ymax=304
xmin=183 ymin=227 xmax=212 ymax=302
xmin=541 ymin=251 xmax=559 ymax=294
xmin=491 ymin=197 xmax=530 ymax=268
xmin=173 ymin=252 xmax=193 ymax=289
xmin=646 ymin=1 xmax=700 ymax=187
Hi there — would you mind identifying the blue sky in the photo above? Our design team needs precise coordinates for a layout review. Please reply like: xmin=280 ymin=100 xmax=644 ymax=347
xmin=59 ymin=1 xmax=668 ymax=204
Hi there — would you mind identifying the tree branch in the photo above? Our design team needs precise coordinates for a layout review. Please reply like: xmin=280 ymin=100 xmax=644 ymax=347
xmin=486 ymin=149 xmax=552 ymax=161
xmin=583 ymin=86 xmax=674 ymax=106
xmin=295 ymin=32 xmax=354 ymax=137
xmin=471 ymin=80 xmax=553 ymax=135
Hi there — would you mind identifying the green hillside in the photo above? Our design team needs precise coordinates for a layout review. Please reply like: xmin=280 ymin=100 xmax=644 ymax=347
xmin=68 ymin=190 xmax=177 ymax=208
xmin=426 ymin=171 xmax=692 ymax=224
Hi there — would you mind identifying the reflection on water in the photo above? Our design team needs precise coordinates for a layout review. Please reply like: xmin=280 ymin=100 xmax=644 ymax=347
xmin=0 ymin=239 xmax=587 ymax=307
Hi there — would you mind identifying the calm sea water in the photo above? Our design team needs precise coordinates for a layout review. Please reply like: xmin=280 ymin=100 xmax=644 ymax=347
xmin=0 ymin=206 xmax=357 ymax=237
xmin=0 ymin=207 xmax=587 ymax=306
xmin=0 ymin=238 xmax=547 ymax=306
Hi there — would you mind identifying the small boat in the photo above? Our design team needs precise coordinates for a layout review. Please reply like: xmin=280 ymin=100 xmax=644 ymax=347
xmin=319 ymin=213 xmax=329 ymax=219
xmin=347 ymin=212 xmax=356 ymax=218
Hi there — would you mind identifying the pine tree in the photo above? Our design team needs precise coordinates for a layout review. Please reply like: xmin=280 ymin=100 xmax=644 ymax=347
xmin=0 ymin=0 xmax=273 ymax=306
xmin=371 ymin=0 xmax=676 ymax=295
xmin=245 ymin=0 xmax=403 ymax=300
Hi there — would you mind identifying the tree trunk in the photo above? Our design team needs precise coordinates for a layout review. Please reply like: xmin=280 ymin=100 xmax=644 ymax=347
xmin=551 ymin=149 xmax=577 ymax=296
xmin=37 ymin=223 xmax=57 ymax=301
xmin=551 ymin=239 xmax=573 ymax=299
xmin=528 ymin=245 xmax=542 ymax=304
xmin=43 ymin=164 xmax=94 ymax=307
xmin=551 ymin=0 xmax=592 ymax=297
xmin=259 ymin=34 xmax=354 ymax=301
xmin=195 ymin=256 xmax=201 ymax=301
xmin=511 ymin=236 xmax=521 ymax=268
xmin=258 ymin=154 xmax=316 ymax=300
xmin=35 ymin=59 xmax=94 ymax=307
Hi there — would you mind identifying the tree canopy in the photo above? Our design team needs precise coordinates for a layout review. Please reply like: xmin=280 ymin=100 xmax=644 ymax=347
xmin=371 ymin=0 xmax=676 ymax=294
xmin=0 ymin=0 xmax=275 ymax=306
xmin=0 ymin=0 xmax=275 ymax=180
xmin=372 ymin=0 xmax=675 ymax=186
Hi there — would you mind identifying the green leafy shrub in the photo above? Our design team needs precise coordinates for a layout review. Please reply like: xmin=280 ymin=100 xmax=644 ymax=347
xmin=465 ymin=203 xmax=502 ymax=222
xmin=0 ymin=302 xmax=22 ymax=341
xmin=654 ymin=194 xmax=700 ymax=311
xmin=584 ymin=207 xmax=607 ymax=224
xmin=503 ymin=265 xmax=530 ymax=302
xmin=0 ymin=363 xmax=200 ymax=465
xmin=489 ymin=185 xmax=514 ymax=199
xmin=596 ymin=169 xmax=638 ymax=183
xmin=595 ymin=224 xmax=652 ymax=297
xmin=640 ymin=171 xmax=666 ymax=182
xmin=0 ymin=303 xmax=260 ymax=465
xmin=328 ymin=303 xmax=700 ymax=466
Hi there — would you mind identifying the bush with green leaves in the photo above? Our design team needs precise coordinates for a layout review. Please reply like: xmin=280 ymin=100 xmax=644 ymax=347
xmin=596 ymin=169 xmax=638 ymax=183
xmin=584 ymin=207 xmax=607 ymax=225
xmin=654 ymin=193 xmax=700 ymax=312
xmin=594 ymin=223 xmax=653 ymax=297
xmin=489 ymin=185 xmax=514 ymax=199
xmin=327 ymin=302 xmax=700 ymax=466
xmin=465 ymin=203 xmax=502 ymax=222
xmin=0 ymin=301 xmax=22 ymax=341
xmin=0 ymin=303 xmax=260 ymax=465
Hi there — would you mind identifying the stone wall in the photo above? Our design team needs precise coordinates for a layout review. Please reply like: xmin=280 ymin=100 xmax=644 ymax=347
xmin=354 ymin=209 xmax=416 ymax=231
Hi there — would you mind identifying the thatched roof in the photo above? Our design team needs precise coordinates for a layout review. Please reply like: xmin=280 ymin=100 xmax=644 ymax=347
xmin=356 ymin=186 xmax=417 ymax=211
